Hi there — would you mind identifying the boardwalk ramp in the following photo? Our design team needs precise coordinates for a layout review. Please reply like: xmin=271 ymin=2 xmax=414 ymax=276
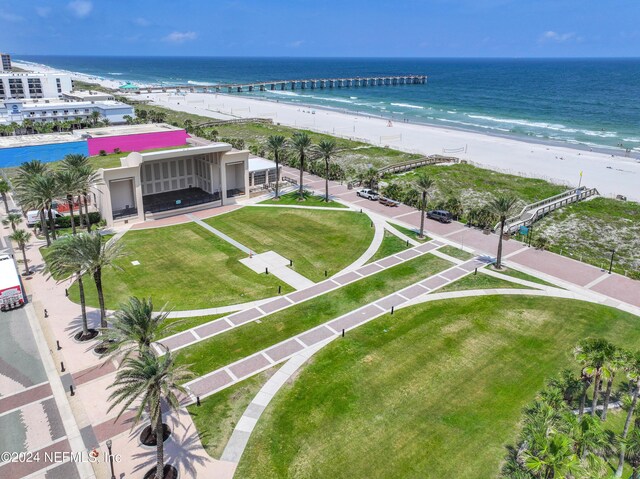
xmin=498 ymin=186 xmax=599 ymax=234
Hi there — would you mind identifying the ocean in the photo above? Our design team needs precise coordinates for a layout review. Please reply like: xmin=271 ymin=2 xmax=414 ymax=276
xmin=15 ymin=56 xmax=640 ymax=153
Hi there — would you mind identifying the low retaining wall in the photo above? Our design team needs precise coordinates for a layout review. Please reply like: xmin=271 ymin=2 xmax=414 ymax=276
xmin=86 ymin=130 xmax=188 ymax=156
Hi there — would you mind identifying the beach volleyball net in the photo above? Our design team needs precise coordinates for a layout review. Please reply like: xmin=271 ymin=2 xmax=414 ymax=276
xmin=380 ymin=134 xmax=402 ymax=144
xmin=442 ymin=145 xmax=467 ymax=154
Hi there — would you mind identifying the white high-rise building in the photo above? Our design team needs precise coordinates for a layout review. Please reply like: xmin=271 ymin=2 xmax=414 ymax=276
xmin=0 ymin=53 xmax=11 ymax=72
xmin=0 ymin=72 xmax=73 ymax=100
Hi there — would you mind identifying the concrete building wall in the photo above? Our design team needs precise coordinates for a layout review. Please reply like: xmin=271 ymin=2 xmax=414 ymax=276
xmin=86 ymin=129 xmax=188 ymax=156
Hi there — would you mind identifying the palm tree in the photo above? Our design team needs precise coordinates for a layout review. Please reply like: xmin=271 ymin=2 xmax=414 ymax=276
xmin=99 ymin=297 xmax=174 ymax=360
xmin=55 ymin=169 xmax=82 ymax=235
xmin=0 ymin=178 xmax=10 ymax=214
xmin=108 ymin=350 xmax=193 ymax=479
xmin=14 ymin=171 xmax=58 ymax=246
xmin=523 ymin=433 xmax=583 ymax=479
xmin=317 ymin=139 xmax=338 ymax=203
xmin=123 ymin=115 xmax=134 ymax=125
xmin=267 ymin=135 xmax=286 ymax=199
xmin=89 ymin=111 xmax=101 ymax=126
xmin=415 ymin=172 xmax=434 ymax=239
xmin=487 ymin=195 xmax=519 ymax=269
xmin=616 ymin=351 xmax=640 ymax=477
xmin=290 ymin=132 xmax=312 ymax=200
xmin=2 ymin=212 xmax=23 ymax=232
xmin=602 ymin=347 xmax=626 ymax=420
xmin=73 ymin=232 xmax=126 ymax=328
xmin=9 ymin=229 xmax=32 ymax=276
xmin=575 ymin=338 xmax=616 ymax=418
xmin=623 ymin=427 xmax=640 ymax=479
xmin=44 ymin=235 xmax=95 ymax=341
xmin=61 ymin=154 xmax=101 ymax=231
xmin=21 ymin=119 xmax=34 ymax=135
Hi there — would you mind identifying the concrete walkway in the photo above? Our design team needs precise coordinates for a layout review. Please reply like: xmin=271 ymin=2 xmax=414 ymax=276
xmin=182 ymin=255 xmax=487 ymax=403
xmin=240 ymin=251 xmax=315 ymax=290
xmin=154 ymin=238 xmax=446 ymax=355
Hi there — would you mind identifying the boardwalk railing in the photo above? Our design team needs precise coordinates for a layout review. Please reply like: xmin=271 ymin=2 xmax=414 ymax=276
xmin=197 ymin=118 xmax=273 ymax=128
xmin=378 ymin=155 xmax=459 ymax=175
xmin=498 ymin=186 xmax=600 ymax=234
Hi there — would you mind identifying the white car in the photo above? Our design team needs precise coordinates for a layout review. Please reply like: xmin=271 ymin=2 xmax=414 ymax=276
xmin=356 ymin=189 xmax=379 ymax=200
xmin=26 ymin=209 xmax=63 ymax=227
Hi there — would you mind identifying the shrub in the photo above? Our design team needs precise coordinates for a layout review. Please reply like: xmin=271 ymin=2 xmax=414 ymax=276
xmin=54 ymin=212 xmax=101 ymax=228
xmin=534 ymin=236 xmax=549 ymax=250
xmin=113 ymin=148 xmax=121 ymax=154
xmin=99 ymin=150 xmax=107 ymax=156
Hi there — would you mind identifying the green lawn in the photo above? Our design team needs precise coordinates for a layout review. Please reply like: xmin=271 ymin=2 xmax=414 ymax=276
xmin=260 ymin=191 xmax=347 ymax=208
xmin=67 ymin=222 xmax=289 ymax=310
xmin=236 ymin=296 xmax=640 ymax=479
xmin=438 ymin=271 xmax=533 ymax=293
xmin=366 ymin=231 xmax=410 ymax=264
xmin=159 ymin=313 xmax=228 ymax=339
xmin=175 ymin=253 xmax=452 ymax=377
xmin=188 ymin=367 xmax=278 ymax=459
xmin=205 ymin=207 xmax=374 ymax=282
xmin=438 ymin=244 xmax=474 ymax=261
xmin=388 ymin=223 xmax=430 ymax=242
xmin=491 ymin=266 xmax=559 ymax=288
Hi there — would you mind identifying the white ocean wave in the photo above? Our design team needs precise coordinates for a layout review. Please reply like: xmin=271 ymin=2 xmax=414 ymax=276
xmin=438 ymin=118 xmax=510 ymax=132
xmin=466 ymin=114 xmax=572 ymax=132
xmin=390 ymin=103 xmax=424 ymax=109
xmin=108 ymin=72 xmax=124 ymax=76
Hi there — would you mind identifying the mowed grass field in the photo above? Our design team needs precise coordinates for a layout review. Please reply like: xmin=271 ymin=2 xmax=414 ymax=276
xmin=236 ymin=295 xmax=640 ymax=479
xmin=205 ymin=207 xmax=374 ymax=282
xmin=68 ymin=222 xmax=287 ymax=310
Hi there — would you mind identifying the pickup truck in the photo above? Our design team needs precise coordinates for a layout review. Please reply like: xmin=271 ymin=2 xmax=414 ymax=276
xmin=356 ymin=189 xmax=379 ymax=200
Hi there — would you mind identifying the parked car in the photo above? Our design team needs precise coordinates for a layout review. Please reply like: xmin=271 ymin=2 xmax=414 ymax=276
xmin=356 ymin=188 xmax=379 ymax=200
xmin=26 ymin=209 xmax=63 ymax=227
xmin=378 ymin=196 xmax=399 ymax=207
xmin=426 ymin=209 xmax=453 ymax=223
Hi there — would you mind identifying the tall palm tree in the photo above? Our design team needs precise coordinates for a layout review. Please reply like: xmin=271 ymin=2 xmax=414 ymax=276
xmin=267 ymin=135 xmax=286 ymax=199
xmin=601 ymin=347 xmax=626 ymax=420
xmin=575 ymin=338 xmax=616 ymax=418
xmin=487 ymin=195 xmax=519 ymax=269
xmin=9 ymin=229 xmax=32 ymax=276
xmin=45 ymin=235 xmax=94 ymax=341
xmin=290 ymin=132 xmax=312 ymax=199
xmin=55 ymin=169 xmax=82 ymax=234
xmin=73 ymin=232 xmax=126 ymax=328
xmin=523 ymin=433 xmax=583 ymax=479
xmin=2 ymin=212 xmax=23 ymax=232
xmin=0 ymin=178 xmax=10 ymax=214
xmin=14 ymin=170 xmax=58 ymax=246
xmin=415 ymin=172 xmax=434 ymax=240
xmin=61 ymin=154 xmax=100 ymax=231
xmin=89 ymin=111 xmax=101 ymax=126
xmin=623 ymin=427 xmax=640 ymax=479
xmin=99 ymin=297 xmax=174 ymax=360
xmin=317 ymin=139 xmax=338 ymax=203
xmin=108 ymin=350 xmax=193 ymax=479
xmin=616 ymin=351 xmax=640 ymax=477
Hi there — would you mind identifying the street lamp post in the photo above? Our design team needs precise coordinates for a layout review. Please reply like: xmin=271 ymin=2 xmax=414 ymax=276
xmin=608 ymin=249 xmax=615 ymax=275
xmin=106 ymin=439 xmax=116 ymax=479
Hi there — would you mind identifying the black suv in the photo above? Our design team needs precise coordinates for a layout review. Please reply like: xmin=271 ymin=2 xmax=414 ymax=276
xmin=426 ymin=209 xmax=453 ymax=223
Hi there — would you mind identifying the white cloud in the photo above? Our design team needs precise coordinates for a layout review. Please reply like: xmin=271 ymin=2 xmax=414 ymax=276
xmin=288 ymin=40 xmax=304 ymax=48
xmin=67 ymin=1 xmax=93 ymax=18
xmin=134 ymin=17 xmax=150 ymax=27
xmin=539 ymin=31 xmax=575 ymax=43
xmin=35 ymin=6 xmax=52 ymax=17
xmin=164 ymin=31 xmax=198 ymax=43
xmin=0 ymin=10 xmax=24 ymax=22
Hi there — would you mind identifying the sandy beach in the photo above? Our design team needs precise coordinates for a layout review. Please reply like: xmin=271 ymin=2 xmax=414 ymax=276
xmin=13 ymin=61 xmax=640 ymax=201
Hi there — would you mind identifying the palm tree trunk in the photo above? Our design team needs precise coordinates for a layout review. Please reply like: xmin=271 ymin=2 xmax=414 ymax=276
xmin=602 ymin=375 xmax=614 ymax=420
xmin=94 ymin=268 xmax=107 ymax=328
xmin=632 ymin=467 xmax=638 ymax=479
xmin=496 ymin=220 xmax=505 ymax=269
xmin=84 ymin=194 xmax=91 ymax=232
xmin=77 ymin=273 xmax=89 ymax=337
xmin=155 ymin=402 xmax=164 ymax=479
xmin=274 ymin=153 xmax=280 ymax=199
xmin=579 ymin=379 xmax=590 ymax=418
xmin=1 ymin=193 xmax=8 ymax=214
xmin=325 ymin=159 xmax=330 ymax=202
xmin=67 ymin=197 xmax=76 ymax=235
xmin=77 ymin=195 xmax=85 ymax=228
xmin=298 ymin=154 xmax=304 ymax=198
xmin=419 ymin=192 xmax=426 ymax=239
xmin=10 ymin=222 xmax=16 ymax=232
xmin=616 ymin=385 xmax=639 ymax=477
xmin=20 ymin=245 xmax=29 ymax=275
xmin=47 ymin=206 xmax=57 ymax=240
xmin=40 ymin=209 xmax=51 ymax=247
xmin=591 ymin=372 xmax=601 ymax=416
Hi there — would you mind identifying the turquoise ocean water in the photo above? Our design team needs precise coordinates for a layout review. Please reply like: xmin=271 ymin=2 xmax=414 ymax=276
xmin=15 ymin=56 xmax=640 ymax=155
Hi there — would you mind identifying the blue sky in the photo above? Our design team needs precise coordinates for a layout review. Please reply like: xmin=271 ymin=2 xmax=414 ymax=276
xmin=0 ymin=0 xmax=638 ymax=57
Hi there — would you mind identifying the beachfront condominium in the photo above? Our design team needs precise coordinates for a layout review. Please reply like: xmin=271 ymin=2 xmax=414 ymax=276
xmin=0 ymin=53 xmax=11 ymax=72
xmin=0 ymin=72 xmax=72 ymax=100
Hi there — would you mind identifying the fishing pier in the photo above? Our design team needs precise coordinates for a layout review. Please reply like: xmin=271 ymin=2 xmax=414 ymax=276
xmin=135 ymin=75 xmax=427 ymax=94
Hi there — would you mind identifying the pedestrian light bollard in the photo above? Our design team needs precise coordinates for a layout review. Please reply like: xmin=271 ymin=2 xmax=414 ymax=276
xmin=342 ymin=329 xmax=345 ymax=337
xmin=265 ymin=267 xmax=269 ymax=275
xmin=56 ymin=340 xmax=61 ymax=350
xmin=196 ymin=396 xmax=201 ymax=407
xmin=44 ymin=309 xmax=49 ymax=318
xmin=60 ymin=361 xmax=65 ymax=372
xmin=69 ymin=385 xmax=75 ymax=396
xmin=278 ymin=285 xmax=282 ymax=294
